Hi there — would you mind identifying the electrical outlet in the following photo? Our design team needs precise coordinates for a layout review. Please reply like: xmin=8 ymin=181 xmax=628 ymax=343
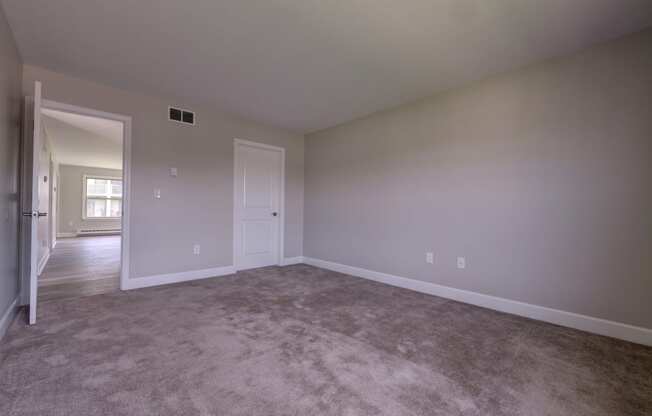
xmin=426 ymin=252 xmax=434 ymax=264
xmin=154 ymin=188 xmax=161 ymax=199
xmin=193 ymin=244 xmax=201 ymax=255
xmin=457 ymin=257 xmax=466 ymax=269
xmin=170 ymin=167 xmax=178 ymax=177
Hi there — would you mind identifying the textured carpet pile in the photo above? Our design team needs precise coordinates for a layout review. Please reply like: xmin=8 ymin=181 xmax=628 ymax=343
xmin=1 ymin=264 xmax=651 ymax=415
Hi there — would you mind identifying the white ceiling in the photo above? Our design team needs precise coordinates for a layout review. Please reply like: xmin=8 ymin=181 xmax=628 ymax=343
xmin=42 ymin=109 xmax=123 ymax=170
xmin=4 ymin=1 xmax=652 ymax=133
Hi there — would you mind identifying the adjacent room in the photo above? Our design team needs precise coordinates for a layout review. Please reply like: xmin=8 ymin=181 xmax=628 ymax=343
xmin=0 ymin=2 xmax=651 ymax=416
xmin=37 ymin=108 xmax=124 ymax=301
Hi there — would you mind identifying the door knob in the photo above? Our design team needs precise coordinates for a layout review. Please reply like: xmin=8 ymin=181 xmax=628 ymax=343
xmin=22 ymin=211 xmax=47 ymax=217
xmin=272 ymin=212 xmax=278 ymax=217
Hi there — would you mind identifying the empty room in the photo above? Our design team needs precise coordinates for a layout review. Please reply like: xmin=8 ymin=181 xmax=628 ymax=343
xmin=0 ymin=2 xmax=651 ymax=416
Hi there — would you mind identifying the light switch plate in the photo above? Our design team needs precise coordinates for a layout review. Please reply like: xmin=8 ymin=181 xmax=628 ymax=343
xmin=457 ymin=257 xmax=466 ymax=269
xmin=154 ymin=188 xmax=161 ymax=199
xmin=170 ymin=167 xmax=178 ymax=177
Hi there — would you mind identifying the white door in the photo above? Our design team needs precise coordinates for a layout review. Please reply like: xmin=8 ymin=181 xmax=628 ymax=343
xmin=234 ymin=140 xmax=284 ymax=270
xmin=20 ymin=81 xmax=43 ymax=325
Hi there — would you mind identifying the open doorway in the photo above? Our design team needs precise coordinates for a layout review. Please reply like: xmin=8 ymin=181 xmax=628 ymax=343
xmin=34 ymin=103 xmax=126 ymax=302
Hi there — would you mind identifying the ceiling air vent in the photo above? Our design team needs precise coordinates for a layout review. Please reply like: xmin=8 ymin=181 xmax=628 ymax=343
xmin=168 ymin=106 xmax=195 ymax=125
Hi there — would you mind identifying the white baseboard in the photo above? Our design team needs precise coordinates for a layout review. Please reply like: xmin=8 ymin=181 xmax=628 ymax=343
xmin=281 ymin=256 xmax=305 ymax=266
xmin=37 ymin=249 xmax=50 ymax=276
xmin=56 ymin=232 xmax=76 ymax=238
xmin=124 ymin=265 xmax=236 ymax=290
xmin=303 ymin=257 xmax=652 ymax=347
xmin=0 ymin=297 xmax=19 ymax=341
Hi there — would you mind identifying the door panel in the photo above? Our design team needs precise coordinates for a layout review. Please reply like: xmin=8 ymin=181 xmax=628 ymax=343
xmin=243 ymin=221 xmax=273 ymax=255
xmin=235 ymin=142 xmax=282 ymax=270
xmin=243 ymin=151 xmax=274 ymax=209
xmin=20 ymin=81 xmax=42 ymax=325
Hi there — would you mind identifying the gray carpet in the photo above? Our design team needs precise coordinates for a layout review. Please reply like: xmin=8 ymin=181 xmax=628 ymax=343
xmin=1 ymin=265 xmax=651 ymax=415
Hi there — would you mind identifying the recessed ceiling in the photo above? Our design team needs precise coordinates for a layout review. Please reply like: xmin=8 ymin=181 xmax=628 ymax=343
xmin=4 ymin=0 xmax=652 ymax=133
xmin=42 ymin=109 xmax=123 ymax=170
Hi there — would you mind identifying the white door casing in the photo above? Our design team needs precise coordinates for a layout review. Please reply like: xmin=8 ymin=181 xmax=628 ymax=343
xmin=234 ymin=139 xmax=285 ymax=271
xmin=40 ymin=98 xmax=132 ymax=291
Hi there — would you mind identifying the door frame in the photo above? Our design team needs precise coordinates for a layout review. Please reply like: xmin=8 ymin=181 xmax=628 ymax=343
xmin=35 ymin=99 xmax=132 ymax=291
xmin=232 ymin=138 xmax=285 ymax=271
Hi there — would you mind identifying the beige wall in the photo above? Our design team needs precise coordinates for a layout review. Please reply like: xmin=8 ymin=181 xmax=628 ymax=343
xmin=58 ymin=165 xmax=123 ymax=235
xmin=305 ymin=29 xmax=652 ymax=329
xmin=23 ymin=65 xmax=305 ymax=279
xmin=0 ymin=5 xmax=22 ymax=328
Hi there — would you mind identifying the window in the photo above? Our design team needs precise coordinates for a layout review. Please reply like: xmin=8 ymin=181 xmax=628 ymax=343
xmin=84 ymin=176 xmax=122 ymax=219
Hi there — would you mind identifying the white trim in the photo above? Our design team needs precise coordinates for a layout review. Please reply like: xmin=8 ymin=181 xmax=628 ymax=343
xmin=56 ymin=232 xmax=77 ymax=238
xmin=123 ymin=266 xmax=235 ymax=290
xmin=281 ymin=256 xmax=305 ymax=266
xmin=234 ymin=138 xmax=285 ymax=152
xmin=40 ymin=99 xmax=132 ymax=292
xmin=0 ymin=297 xmax=19 ymax=341
xmin=37 ymin=249 xmax=50 ymax=276
xmin=303 ymin=257 xmax=652 ymax=346
xmin=233 ymin=139 xmax=286 ymax=271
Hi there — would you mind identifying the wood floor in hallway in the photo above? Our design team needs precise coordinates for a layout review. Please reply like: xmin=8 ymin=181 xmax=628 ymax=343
xmin=38 ymin=235 xmax=120 ymax=301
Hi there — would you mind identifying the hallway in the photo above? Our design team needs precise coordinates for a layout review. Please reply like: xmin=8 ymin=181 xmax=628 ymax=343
xmin=38 ymin=235 xmax=120 ymax=301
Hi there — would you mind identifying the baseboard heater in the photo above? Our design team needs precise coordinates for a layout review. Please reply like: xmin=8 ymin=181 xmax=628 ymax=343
xmin=77 ymin=228 xmax=121 ymax=236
